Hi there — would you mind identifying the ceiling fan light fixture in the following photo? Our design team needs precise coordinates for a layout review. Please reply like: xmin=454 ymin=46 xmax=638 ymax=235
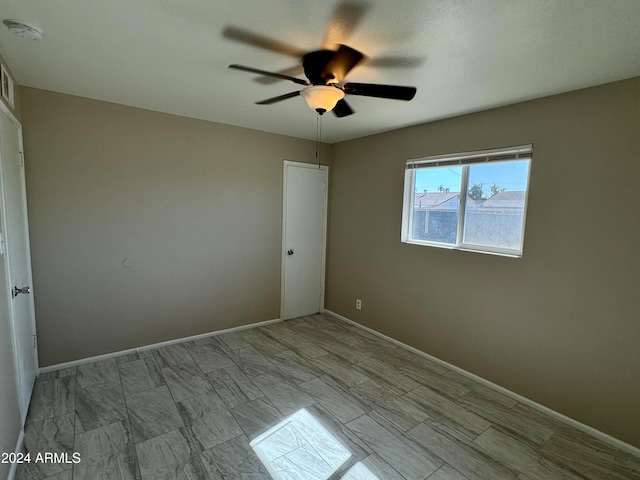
xmin=300 ymin=85 xmax=345 ymax=114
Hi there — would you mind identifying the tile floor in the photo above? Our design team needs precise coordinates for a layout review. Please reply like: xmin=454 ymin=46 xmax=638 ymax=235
xmin=17 ymin=313 xmax=640 ymax=480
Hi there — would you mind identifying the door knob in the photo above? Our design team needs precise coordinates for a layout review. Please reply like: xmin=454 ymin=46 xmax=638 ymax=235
xmin=287 ymin=249 xmax=294 ymax=256
xmin=12 ymin=286 xmax=31 ymax=297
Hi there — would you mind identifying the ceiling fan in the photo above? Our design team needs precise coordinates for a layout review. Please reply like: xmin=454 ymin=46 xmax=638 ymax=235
xmin=228 ymin=45 xmax=416 ymax=117
xmin=224 ymin=2 xmax=418 ymax=118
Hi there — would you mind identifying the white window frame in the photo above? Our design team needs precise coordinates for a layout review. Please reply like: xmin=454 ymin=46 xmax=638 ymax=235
xmin=401 ymin=144 xmax=533 ymax=257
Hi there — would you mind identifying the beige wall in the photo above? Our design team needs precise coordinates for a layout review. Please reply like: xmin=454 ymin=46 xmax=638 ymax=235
xmin=326 ymin=77 xmax=640 ymax=448
xmin=20 ymin=87 xmax=328 ymax=367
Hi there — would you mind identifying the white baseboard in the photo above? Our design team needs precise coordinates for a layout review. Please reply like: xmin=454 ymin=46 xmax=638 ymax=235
xmin=7 ymin=430 xmax=25 ymax=480
xmin=39 ymin=318 xmax=281 ymax=374
xmin=323 ymin=309 xmax=640 ymax=459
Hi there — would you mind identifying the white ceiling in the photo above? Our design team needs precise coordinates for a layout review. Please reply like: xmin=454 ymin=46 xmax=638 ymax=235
xmin=1 ymin=0 xmax=639 ymax=144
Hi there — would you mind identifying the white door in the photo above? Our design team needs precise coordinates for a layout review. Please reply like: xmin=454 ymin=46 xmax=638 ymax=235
xmin=281 ymin=161 xmax=328 ymax=320
xmin=0 ymin=107 xmax=38 ymax=422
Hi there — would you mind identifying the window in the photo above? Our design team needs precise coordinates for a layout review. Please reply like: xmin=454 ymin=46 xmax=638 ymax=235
xmin=401 ymin=145 xmax=532 ymax=257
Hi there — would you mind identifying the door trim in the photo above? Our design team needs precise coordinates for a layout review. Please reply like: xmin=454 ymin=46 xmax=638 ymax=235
xmin=280 ymin=160 xmax=329 ymax=320
xmin=0 ymin=103 xmax=39 ymax=422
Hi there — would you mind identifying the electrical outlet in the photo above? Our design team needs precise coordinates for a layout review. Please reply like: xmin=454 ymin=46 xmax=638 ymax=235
xmin=355 ymin=298 xmax=362 ymax=310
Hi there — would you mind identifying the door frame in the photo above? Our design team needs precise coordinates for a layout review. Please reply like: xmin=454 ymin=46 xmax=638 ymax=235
xmin=0 ymin=100 xmax=39 ymax=422
xmin=280 ymin=160 xmax=329 ymax=320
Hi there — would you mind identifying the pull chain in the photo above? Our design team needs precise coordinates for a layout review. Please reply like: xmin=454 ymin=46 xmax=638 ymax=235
xmin=315 ymin=113 xmax=323 ymax=168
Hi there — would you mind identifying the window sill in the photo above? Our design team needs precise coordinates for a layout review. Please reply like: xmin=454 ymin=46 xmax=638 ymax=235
xmin=402 ymin=239 xmax=522 ymax=258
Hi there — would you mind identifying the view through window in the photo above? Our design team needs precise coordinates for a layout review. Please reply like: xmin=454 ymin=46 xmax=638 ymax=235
xmin=402 ymin=145 xmax=532 ymax=256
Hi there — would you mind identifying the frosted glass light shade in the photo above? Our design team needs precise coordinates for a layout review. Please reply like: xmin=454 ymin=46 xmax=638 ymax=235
xmin=300 ymin=85 xmax=345 ymax=112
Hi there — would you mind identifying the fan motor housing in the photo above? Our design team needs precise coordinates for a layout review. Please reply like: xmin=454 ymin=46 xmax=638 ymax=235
xmin=302 ymin=50 xmax=336 ymax=84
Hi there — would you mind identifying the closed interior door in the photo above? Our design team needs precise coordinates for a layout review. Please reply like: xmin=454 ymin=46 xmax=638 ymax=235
xmin=0 ymin=108 xmax=38 ymax=421
xmin=282 ymin=161 xmax=328 ymax=320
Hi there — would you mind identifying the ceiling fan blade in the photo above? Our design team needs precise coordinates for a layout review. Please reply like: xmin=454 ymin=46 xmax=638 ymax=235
xmin=366 ymin=56 xmax=425 ymax=69
xmin=332 ymin=99 xmax=354 ymax=117
xmin=229 ymin=64 xmax=309 ymax=86
xmin=255 ymin=91 xmax=301 ymax=105
xmin=255 ymin=65 xmax=305 ymax=84
xmin=343 ymin=82 xmax=417 ymax=100
xmin=322 ymin=44 xmax=364 ymax=82
xmin=322 ymin=1 xmax=370 ymax=48
xmin=222 ymin=26 xmax=305 ymax=58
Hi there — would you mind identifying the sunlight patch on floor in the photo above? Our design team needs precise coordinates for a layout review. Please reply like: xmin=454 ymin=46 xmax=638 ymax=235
xmin=250 ymin=408 xmax=353 ymax=480
xmin=341 ymin=461 xmax=381 ymax=479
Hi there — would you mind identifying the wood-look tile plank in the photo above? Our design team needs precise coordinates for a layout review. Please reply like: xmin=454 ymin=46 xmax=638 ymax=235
xmin=135 ymin=427 xmax=207 ymax=480
xmin=457 ymin=391 xmax=556 ymax=447
xmin=428 ymin=464 xmax=473 ymax=480
xmin=258 ymin=320 xmax=297 ymax=339
xmin=216 ymin=330 xmax=252 ymax=351
xmin=539 ymin=426 xmax=640 ymax=480
xmin=73 ymin=449 xmax=140 ymax=480
xmin=340 ymin=453 xmax=406 ymax=480
xmin=407 ymin=422 xmax=519 ymax=480
xmin=251 ymin=373 xmax=316 ymax=416
xmin=207 ymin=336 xmax=235 ymax=355
xmin=126 ymin=386 xmax=184 ymax=443
xmin=73 ymin=420 xmax=139 ymax=480
xmin=271 ymin=332 xmax=330 ymax=359
xmin=161 ymin=362 xmax=213 ymax=401
xmin=118 ymin=358 xmax=164 ymax=396
xmin=236 ymin=328 xmax=288 ymax=356
xmin=405 ymin=385 xmax=491 ymax=440
xmin=349 ymin=380 xmax=429 ymax=432
xmin=474 ymin=427 xmax=583 ymax=480
xmin=313 ymin=354 xmax=372 ymax=388
xmin=401 ymin=368 xmax=471 ymax=400
xmin=308 ymin=336 xmax=372 ymax=363
xmin=205 ymin=365 xmax=264 ymax=409
xmin=26 ymin=376 xmax=76 ymax=423
xmin=310 ymin=313 xmax=357 ymax=331
xmin=346 ymin=413 xmax=443 ymax=480
xmin=268 ymin=349 xmax=319 ymax=384
xmin=36 ymin=366 xmax=76 ymax=383
xmin=19 ymin=413 xmax=75 ymax=479
xmin=151 ymin=344 xmax=193 ymax=368
xmin=230 ymin=397 xmax=284 ymax=440
xmin=443 ymin=371 xmax=518 ymax=408
xmin=76 ymin=380 xmax=127 ymax=433
xmin=186 ymin=343 xmax=234 ymax=373
xmin=116 ymin=351 xmax=153 ymax=365
xmin=177 ymin=391 xmax=243 ymax=451
xmin=377 ymin=346 xmax=449 ymax=376
xmin=299 ymin=376 xmax=368 ymax=424
xmin=301 ymin=333 xmax=372 ymax=364
xmin=228 ymin=346 xmax=279 ymax=377
xmin=305 ymin=403 xmax=374 ymax=475
xmin=76 ymin=359 xmax=120 ymax=389
xmin=355 ymin=357 xmax=422 ymax=394
xmin=199 ymin=434 xmax=270 ymax=479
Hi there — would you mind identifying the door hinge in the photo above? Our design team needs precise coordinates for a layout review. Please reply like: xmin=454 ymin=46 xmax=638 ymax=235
xmin=19 ymin=151 xmax=25 ymax=166
xmin=32 ymin=334 xmax=37 ymax=348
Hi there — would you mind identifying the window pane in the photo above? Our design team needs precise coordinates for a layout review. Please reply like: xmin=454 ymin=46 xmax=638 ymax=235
xmin=463 ymin=160 xmax=530 ymax=250
xmin=412 ymin=166 xmax=461 ymax=244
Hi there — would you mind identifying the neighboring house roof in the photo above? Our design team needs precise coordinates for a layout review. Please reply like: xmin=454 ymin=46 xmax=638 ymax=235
xmin=414 ymin=190 xmax=526 ymax=209
xmin=414 ymin=192 xmax=459 ymax=209
xmin=478 ymin=191 xmax=526 ymax=209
